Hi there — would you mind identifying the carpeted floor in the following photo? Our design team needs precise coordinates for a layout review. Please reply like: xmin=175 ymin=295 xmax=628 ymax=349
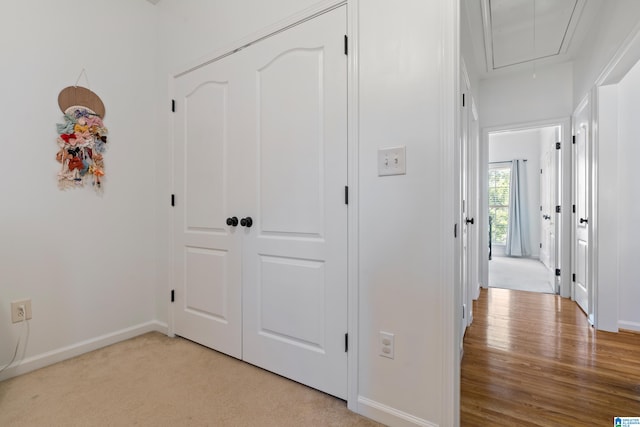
xmin=488 ymin=256 xmax=555 ymax=293
xmin=0 ymin=332 xmax=382 ymax=427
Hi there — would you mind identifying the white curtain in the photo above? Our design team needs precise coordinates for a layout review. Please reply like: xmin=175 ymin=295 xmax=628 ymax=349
xmin=505 ymin=159 xmax=531 ymax=257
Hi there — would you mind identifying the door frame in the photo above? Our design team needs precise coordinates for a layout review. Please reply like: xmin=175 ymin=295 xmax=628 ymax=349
xmin=479 ymin=117 xmax=572 ymax=298
xmin=588 ymin=19 xmax=640 ymax=332
xmin=167 ymin=0 xmax=359 ymax=404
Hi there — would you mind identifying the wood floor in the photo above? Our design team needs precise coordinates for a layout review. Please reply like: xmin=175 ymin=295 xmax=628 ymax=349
xmin=461 ymin=288 xmax=640 ymax=426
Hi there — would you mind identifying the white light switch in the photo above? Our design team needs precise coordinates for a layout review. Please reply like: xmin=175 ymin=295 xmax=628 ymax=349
xmin=378 ymin=146 xmax=406 ymax=176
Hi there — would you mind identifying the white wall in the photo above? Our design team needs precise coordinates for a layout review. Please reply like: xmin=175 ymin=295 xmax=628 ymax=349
xmin=613 ymin=58 xmax=640 ymax=331
xmin=358 ymin=1 xmax=450 ymax=424
xmin=573 ymin=0 xmax=640 ymax=105
xmin=480 ymin=62 xmax=573 ymax=129
xmin=488 ymin=130 xmax=541 ymax=258
xmin=156 ymin=1 xmax=455 ymax=425
xmin=0 ymin=0 xmax=159 ymax=378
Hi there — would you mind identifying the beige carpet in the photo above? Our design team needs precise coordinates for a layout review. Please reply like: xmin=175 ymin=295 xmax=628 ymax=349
xmin=0 ymin=332 xmax=382 ymax=427
xmin=489 ymin=256 xmax=555 ymax=293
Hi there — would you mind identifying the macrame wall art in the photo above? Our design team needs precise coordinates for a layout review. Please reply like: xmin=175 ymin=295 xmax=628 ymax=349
xmin=55 ymin=69 xmax=109 ymax=191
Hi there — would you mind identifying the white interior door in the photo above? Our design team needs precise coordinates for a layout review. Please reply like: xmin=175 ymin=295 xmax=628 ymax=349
xmin=540 ymin=148 xmax=551 ymax=268
xmin=241 ymin=7 xmax=348 ymax=399
xmin=540 ymin=134 xmax=557 ymax=289
xmin=573 ymin=101 xmax=590 ymax=318
xmin=172 ymin=52 xmax=247 ymax=358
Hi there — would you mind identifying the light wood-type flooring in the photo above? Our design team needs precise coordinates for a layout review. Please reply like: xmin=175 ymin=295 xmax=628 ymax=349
xmin=461 ymin=288 xmax=640 ymax=426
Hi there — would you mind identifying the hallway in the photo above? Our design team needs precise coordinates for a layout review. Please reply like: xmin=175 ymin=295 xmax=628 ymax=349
xmin=461 ymin=288 xmax=640 ymax=426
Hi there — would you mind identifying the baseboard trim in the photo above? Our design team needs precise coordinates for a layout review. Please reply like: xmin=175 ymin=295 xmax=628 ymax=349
xmin=618 ymin=320 xmax=640 ymax=333
xmin=357 ymin=396 xmax=438 ymax=427
xmin=0 ymin=320 xmax=168 ymax=381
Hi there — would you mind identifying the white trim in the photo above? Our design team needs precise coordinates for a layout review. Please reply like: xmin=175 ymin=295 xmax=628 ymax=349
xmin=346 ymin=0 xmax=360 ymax=412
xmin=442 ymin=0 xmax=460 ymax=425
xmin=481 ymin=116 xmax=572 ymax=298
xmin=592 ymin=83 xmax=619 ymax=333
xmin=595 ymin=19 xmax=640 ymax=86
xmin=172 ymin=0 xmax=347 ymax=78
xmin=480 ymin=0 xmax=493 ymax=72
xmin=618 ymin=321 xmax=640 ymax=333
xmin=0 ymin=321 xmax=168 ymax=382
xmin=357 ymin=396 xmax=439 ymax=427
xmin=590 ymin=4 xmax=640 ymax=333
xmin=167 ymin=72 xmax=176 ymax=339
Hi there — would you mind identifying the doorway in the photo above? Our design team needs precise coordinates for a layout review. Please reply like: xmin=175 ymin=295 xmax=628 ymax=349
xmin=482 ymin=120 xmax=571 ymax=297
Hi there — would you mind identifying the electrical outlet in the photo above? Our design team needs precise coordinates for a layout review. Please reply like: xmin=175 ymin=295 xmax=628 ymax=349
xmin=379 ymin=331 xmax=395 ymax=359
xmin=11 ymin=299 xmax=32 ymax=323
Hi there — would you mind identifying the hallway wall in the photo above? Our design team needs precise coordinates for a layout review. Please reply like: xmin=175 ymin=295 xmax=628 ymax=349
xmin=612 ymin=58 xmax=640 ymax=331
xmin=573 ymin=0 xmax=640 ymax=105
xmin=479 ymin=62 xmax=573 ymax=129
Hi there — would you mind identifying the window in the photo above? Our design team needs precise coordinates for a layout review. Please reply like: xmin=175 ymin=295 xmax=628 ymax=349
xmin=488 ymin=165 xmax=510 ymax=245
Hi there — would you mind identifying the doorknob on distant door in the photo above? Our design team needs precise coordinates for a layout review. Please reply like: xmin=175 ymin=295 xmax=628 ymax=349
xmin=465 ymin=217 xmax=474 ymax=225
xmin=543 ymin=215 xmax=551 ymax=220
xmin=580 ymin=218 xmax=588 ymax=224
xmin=226 ymin=217 xmax=239 ymax=227
xmin=240 ymin=217 xmax=253 ymax=228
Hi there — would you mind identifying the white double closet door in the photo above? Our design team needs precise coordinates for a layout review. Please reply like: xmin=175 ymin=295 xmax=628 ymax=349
xmin=172 ymin=7 xmax=348 ymax=399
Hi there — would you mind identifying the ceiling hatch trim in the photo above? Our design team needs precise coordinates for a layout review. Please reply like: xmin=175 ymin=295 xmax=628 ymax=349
xmin=481 ymin=0 xmax=586 ymax=72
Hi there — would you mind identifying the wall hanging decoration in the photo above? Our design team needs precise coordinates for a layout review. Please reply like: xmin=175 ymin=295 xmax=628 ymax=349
xmin=55 ymin=69 xmax=108 ymax=191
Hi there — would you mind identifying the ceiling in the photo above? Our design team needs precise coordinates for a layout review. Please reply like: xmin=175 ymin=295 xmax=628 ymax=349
xmin=465 ymin=0 xmax=598 ymax=78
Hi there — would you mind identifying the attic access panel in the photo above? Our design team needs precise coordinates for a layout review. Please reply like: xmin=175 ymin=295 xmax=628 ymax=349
xmin=490 ymin=0 xmax=579 ymax=69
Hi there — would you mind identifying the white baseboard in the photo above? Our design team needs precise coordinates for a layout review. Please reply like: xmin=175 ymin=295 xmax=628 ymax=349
xmin=619 ymin=320 xmax=640 ymax=332
xmin=0 ymin=320 xmax=168 ymax=381
xmin=357 ymin=396 xmax=438 ymax=427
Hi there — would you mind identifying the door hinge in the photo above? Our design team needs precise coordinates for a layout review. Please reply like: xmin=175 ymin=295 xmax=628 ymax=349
xmin=572 ymin=135 xmax=576 ymax=144
xmin=345 ymin=186 xmax=349 ymax=205
xmin=556 ymin=142 xmax=561 ymax=150
xmin=462 ymin=304 xmax=465 ymax=319
xmin=540 ymin=205 xmax=543 ymax=211
xmin=171 ymin=289 xmax=175 ymax=303
xmin=454 ymin=223 xmax=457 ymax=238
xmin=344 ymin=35 xmax=348 ymax=55
xmin=171 ymin=194 xmax=175 ymax=207
xmin=555 ymin=269 xmax=561 ymax=277
xmin=555 ymin=205 xmax=561 ymax=213
xmin=345 ymin=333 xmax=348 ymax=352
xmin=572 ymin=273 xmax=576 ymax=282
xmin=462 ymin=93 xmax=465 ymax=107
xmin=540 ymin=243 xmax=542 ymax=249
xmin=540 ymin=169 xmax=543 ymax=174
xmin=171 ymin=99 xmax=176 ymax=113
xmin=573 ymin=204 xmax=576 ymax=213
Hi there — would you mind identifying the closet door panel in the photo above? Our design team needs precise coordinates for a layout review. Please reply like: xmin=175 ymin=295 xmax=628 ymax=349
xmin=242 ymin=6 xmax=348 ymax=399
xmin=172 ymin=56 xmax=245 ymax=359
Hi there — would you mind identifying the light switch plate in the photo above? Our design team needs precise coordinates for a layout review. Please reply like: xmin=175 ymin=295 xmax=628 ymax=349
xmin=378 ymin=146 xmax=406 ymax=176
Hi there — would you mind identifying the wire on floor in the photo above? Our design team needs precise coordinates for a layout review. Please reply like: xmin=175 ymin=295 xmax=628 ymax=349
xmin=0 ymin=317 xmax=29 ymax=375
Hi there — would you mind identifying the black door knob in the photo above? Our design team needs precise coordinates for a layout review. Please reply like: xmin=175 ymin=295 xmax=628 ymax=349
xmin=226 ymin=217 xmax=238 ymax=227
xmin=465 ymin=217 xmax=474 ymax=225
xmin=580 ymin=218 xmax=588 ymax=224
xmin=543 ymin=215 xmax=551 ymax=220
xmin=240 ymin=217 xmax=253 ymax=228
